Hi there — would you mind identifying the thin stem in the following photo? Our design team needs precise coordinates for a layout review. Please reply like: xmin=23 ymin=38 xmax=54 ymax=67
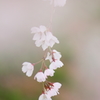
xmin=40 ymin=60 xmax=44 ymax=71
xmin=34 ymin=59 xmax=43 ymax=65
xmin=49 ymin=5 xmax=56 ymax=31
xmin=48 ymin=46 xmax=52 ymax=54
xmin=43 ymin=48 xmax=49 ymax=60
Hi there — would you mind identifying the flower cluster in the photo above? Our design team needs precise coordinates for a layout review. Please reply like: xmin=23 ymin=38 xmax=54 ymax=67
xmin=22 ymin=0 xmax=66 ymax=100
xmin=39 ymin=82 xmax=62 ymax=100
xmin=31 ymin=25 xmax=59 ymax=51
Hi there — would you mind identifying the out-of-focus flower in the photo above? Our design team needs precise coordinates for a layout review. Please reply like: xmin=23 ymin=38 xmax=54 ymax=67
xmin=53 ymin=82 xmax=62 ymax=90
xmin=38 ymin=94 xmax=52 ymax=100
xmin=22 ymin=62 xmax=34 ymax=77
xmin=31 ymin=25 xmax=59 ymax=50
xmin=44 ymin=82 xmax=62 ymax=97
xmin=31 ymin=25 xmax=46 ymax=34
xmin=46 ymin=49 xmax=61 ymax=62
xmin=47 ymin=82 xmax=62 ymax=97
xmin=53 ymin=49 xmax=61 ymax=60
xmin=45 ymin=32 xmax=59 ymax=48
xmin=49 ymin=60 xmax=64 ymax=70
xmin=44 ymin=0 xmax=66 ymax=7
xmin=44 ymin=68 xmax=55 ymax=77
xmin=34 ymin=71 xmax=47 ymax=82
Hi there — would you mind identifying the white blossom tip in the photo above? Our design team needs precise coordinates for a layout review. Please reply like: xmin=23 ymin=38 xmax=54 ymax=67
xmin=22 ymin=62 xmax=34 ymax=77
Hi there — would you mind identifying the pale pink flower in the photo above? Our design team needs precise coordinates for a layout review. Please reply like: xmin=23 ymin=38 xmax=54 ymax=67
xmin=49 ymin=60 xmax=64 ymax=70
xmin=52 ymin=0 xmax=66 ymax=7
xmin=31 ymin=25 xmax=46 ymax=42
xmin=31 ymin=25 xmax=59 ymax=50
xmin=38 ymin=94 xmax=52 ymax=100
xmin=46 ymin=88 xmax=58 ymax=97
xmin=45 ymin=49 xmax=61 ymax=62
xmin=31 ymin=25 xmax=46 ymax=34
xmin=31 ymin=27 xmax=40 ymax=33
xmin=44 ymin=68 xmax=55 ymax=77
xmin=45 ymin=32 xmax=59 ymax=48
xmin=22 ymin=62 xmax=34 ymax=77
xmin=53 ymin=82 xmax=62 ymax=90
xmin=44 ymin=0 xmax=66 ymax=7
xmin=46 ymin=82 xmax=62 ymax=97
xmin=34 ymin=71 xmax=46 ymax=82
xmin=53 ymin=49 xmax=61 ymax=60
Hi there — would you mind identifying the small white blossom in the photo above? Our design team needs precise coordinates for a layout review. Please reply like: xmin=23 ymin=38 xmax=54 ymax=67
xmin=49 ymin=60 xmax=64 ymax=70
xmin=34 ymin=71 xmax=47 ymax=82
xmin=53 ymin=50 xmax=62 ymax=60
xmin=31 ymin=25 xmax=59 ymax=50
xmin=31 ymin=25 xmax=47 ymax=34
xmin=39 ymin=94 xmax=52 ymax=100
xmin=44 ymin=68 xmax=55 ymax=77
xmin=45 ymin=50 xmax=61 ymax=62
xmin=52 ymin=0 xmax=66 ymax=7
xmin=45 ymin=32 xmax=59 ymax=48
xmin=22 ymin=62 xmax=34 ymax=77
xmin=47 ymin=88 xmax=58 ymax=97
xmin=44 ymin=0 xmax=66 ymax=7
xmin=53 ymin=82 xmax=62 ymax=90
xmin=46 ymin=82 xmax=62 ymax=97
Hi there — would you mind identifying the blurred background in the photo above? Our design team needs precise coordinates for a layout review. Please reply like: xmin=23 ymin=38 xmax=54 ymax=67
xmin=0 ymin=0 xmax=100 ymax=100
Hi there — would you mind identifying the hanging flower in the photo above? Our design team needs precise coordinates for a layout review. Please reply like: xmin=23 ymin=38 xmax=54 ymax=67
xmin=38 ymin=93 xmax=52 ymax=100
xmin=44 ymin=0 xmax=67 ymax=7
xmin=22 ymin=62 xmax=34 ymax=77
xmin=46 ymin=49 xmax=62 ymax=62
xmin=49 ymin=60 xmax=64 ymax=70
xmin=47 ymin=82 xmax=62 ymax=97
xmin=44 ymin=68 xmax=55 ymax=77
xmin=45 ymin=32 xmax=59 ymax=48
xmin=44 ymin=82 xmax=62 ymax=97
xmin=34 ymin=71 xmax=47 ymax=82
xmin=52 ymin=49 xmax=62 ymax=60
xmin=31 ymin=25 xmax=59 ymax=50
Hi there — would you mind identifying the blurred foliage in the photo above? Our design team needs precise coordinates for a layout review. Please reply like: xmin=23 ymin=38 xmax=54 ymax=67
xmin=0 ymin=86 xmax=39 ymax=100
xmin=0 ymin=86 xmax=22 ymax=100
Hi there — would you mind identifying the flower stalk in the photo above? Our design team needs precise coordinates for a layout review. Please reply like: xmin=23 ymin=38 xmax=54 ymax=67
xmin=21 ymin=0 xmax=67 ymax=99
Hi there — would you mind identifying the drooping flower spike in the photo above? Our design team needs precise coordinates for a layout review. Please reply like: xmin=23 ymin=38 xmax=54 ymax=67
xmin=22 ymin=0 xmax=66 ymax=99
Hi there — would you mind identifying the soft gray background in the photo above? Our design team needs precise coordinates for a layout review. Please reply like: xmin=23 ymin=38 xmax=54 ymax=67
xmin=0 ymin=0 xmax=100 ymax=100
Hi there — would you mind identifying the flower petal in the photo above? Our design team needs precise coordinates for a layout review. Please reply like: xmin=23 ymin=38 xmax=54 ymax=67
xmin=31 ymin=27 xmax=40 ymax=33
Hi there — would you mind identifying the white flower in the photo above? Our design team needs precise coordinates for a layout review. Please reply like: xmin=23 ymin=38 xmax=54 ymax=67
xmin=31 ymin=25 xmax=59 ymax=50
xmin=44 ymin=68 xmax=55 ymax=77
xmin=31 ymin=27 xmax=40 ymax=33
xmin=35 ymin=38 xmax=49 ymax=50
xmin=49 ymin=60 xmax=64 ymax=70
xmin=46 ymin=82 xmax=62 ymax=97
xmin=53 ymin=82 xmax=62 ymax=90
xmin=44 ymin=0 xmax=66 ymax=7
xmin=52 ymin=0 xmax=66 ymax=7
xmin=31 ymin=25 xmax=47 ymax=34
xmin=47 ymin=88 xmax=58 ymax=97
xmin=45 ymin=50 xmax=61 ymax=62
xmin=53 ymin=50 xmax=61 ymax=60
xmin=31 ymin=25 xmax=46 ymax=42
xmin=22 ymin=62 xmax=34 ymax=77
xmin=34 ymin=71 xmax=46 ymax=82
xmin=39 ymin=94 xmax=52 ymax=100
xmin=45 ymin=32 xmax=59 ymax=48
